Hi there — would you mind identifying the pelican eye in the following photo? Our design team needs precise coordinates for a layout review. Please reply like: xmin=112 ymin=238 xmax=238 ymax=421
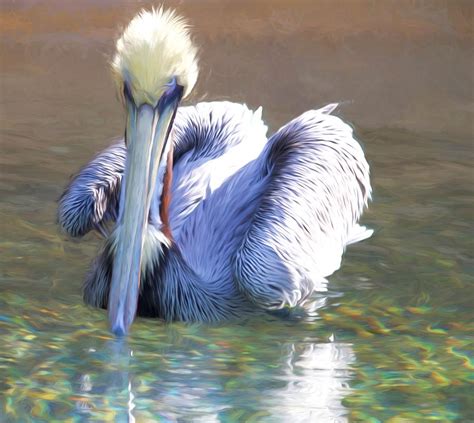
xmin=157 ymin=77 xmax=184 ymax=114
xmin=123 ymin=81 xmax=135 ymax=105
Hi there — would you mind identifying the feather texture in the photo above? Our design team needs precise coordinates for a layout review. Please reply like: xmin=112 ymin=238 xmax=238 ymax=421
xmin=234 ymin=104 xmax=372 ymax=309
xmin=112 ymin=7 xmax=198 ymax=105
xmin=59 ymin=102 xmax=372 ymax=321
xmin=58 ymin=142 xmax=125 ymax=237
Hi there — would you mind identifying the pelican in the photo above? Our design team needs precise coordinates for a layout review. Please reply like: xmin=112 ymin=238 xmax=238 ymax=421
xmin=58 ymin=8 xmax=372 ymax=335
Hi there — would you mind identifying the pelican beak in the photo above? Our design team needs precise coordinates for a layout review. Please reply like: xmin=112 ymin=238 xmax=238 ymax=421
xmin=108 ymin=81 xmax=183 ymax=336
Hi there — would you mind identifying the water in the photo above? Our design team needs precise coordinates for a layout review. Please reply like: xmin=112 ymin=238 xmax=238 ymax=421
xmin=1 ymin=1 xmax=473 ymax=421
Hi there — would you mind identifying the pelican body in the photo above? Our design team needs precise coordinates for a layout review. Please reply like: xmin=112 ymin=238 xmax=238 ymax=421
xmin=58 ymin=8 xmax=372 ymax=335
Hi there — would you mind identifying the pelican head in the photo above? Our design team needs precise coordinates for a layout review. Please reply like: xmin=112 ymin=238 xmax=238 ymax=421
xmin=107 ymin=8 xmax=198 ymax=335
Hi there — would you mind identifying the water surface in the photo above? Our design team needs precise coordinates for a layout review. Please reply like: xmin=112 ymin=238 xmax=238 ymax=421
xmin=1 ymin=1 xmax=473 ymax=421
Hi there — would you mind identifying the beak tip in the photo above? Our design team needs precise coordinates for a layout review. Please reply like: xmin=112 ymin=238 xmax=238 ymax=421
xmin=109 ymin=309 xmax=131 ymax=336
xmin=110 ymin=321 xmax=128 ymax=337
xmin=108 ymin=291 xmax=137 ymax=336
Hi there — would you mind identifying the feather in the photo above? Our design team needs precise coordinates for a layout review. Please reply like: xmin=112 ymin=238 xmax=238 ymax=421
xmin=61 ymin=102 xmax=372 ymax=321
xmin=111 ymin=8 xmax=198 ymax=105
xmin=58 ymin=142 xmax=126 ymax=237
xmin=235 ymin=106 xmax=372 ymax=309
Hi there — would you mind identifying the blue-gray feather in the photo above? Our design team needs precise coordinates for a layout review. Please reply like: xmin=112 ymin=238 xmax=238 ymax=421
xmin=234 ymin=106 xmax=372 ymax=310
xmin=58 ymin=101 xmax=372 ymax=321
xmin=58 ymin=142 xmax=126 ymax=237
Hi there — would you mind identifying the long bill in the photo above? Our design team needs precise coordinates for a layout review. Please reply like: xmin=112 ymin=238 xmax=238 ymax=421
xmin=108 ymin=84 xmax=182 ymax=336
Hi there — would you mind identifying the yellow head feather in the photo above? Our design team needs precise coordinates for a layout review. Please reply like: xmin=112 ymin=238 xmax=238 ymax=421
xmin=112 ymin=7 xmax=198 ymax=106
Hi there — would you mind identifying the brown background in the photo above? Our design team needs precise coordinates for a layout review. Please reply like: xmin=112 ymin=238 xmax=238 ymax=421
xmin=1 ymin=0 xmax=473 ymax=143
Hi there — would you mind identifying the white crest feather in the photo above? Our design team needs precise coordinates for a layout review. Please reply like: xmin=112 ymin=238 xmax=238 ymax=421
xmin=112 ymin=7 xmax=199 ymax=105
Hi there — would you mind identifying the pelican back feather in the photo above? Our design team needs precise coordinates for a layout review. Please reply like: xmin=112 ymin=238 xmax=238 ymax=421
xmin=234 ymin=104 xmax=372 ymax=310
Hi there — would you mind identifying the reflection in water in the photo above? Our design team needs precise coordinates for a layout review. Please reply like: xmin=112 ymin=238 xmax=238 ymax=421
xmin=72 ymin=330 xmax=353 ymax=422
xmin=74 ymin=339 xmax=136 ymax=420
xmin=265 ymin=341 xmax=354 ymax=422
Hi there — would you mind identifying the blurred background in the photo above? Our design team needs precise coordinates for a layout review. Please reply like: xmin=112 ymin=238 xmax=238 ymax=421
xmin=1 ymin=1 xmax=473 ymax=421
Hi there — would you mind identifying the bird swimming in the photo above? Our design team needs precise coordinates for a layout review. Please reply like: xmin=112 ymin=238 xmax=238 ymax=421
xmin=58 ymin=7 xmax=372 ymax=336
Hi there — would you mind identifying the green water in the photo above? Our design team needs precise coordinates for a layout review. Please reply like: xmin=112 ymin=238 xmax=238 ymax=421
xmin=1 ymin=1 xmax=473 ymax=421
xmin=2 ymin=127 xmax=472 ymax=422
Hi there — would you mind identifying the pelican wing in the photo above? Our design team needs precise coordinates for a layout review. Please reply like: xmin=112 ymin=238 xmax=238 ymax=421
xmin=172 ymin=102 xmax=266 ymax=162
xmin=167 ymin=101 xmax=268 ymax=237
xmin=234 ymin=104 xmax=372 ymax=309
xmin=58 ymin=142 xmax=126 ymax=237
xmin=58 ymin=102 xmax=267 ymax=239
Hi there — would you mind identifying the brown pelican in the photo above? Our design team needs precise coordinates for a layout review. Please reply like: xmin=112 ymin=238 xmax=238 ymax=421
xmin=58 ymin=8 xmax=372 ymax=335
